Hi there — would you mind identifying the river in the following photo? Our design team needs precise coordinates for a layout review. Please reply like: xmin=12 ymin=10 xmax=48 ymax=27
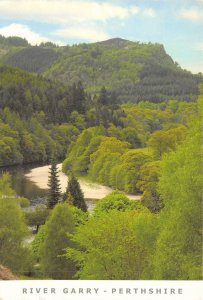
xmin=0 ymin=163 xmax=140 ymax=211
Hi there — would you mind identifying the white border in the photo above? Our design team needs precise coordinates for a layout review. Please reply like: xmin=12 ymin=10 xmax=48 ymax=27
xmin=0 ymin=280 xmax=202 ymax=300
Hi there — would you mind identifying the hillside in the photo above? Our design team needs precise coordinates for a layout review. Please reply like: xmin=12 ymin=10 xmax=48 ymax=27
xmin=0 ymin=40 xmax=202 ymax=282
xmin=0 ymin=35 xmax=60 ymax=74
xmin=0 ymin=36 xmax=202 ymax=103
xmin=5 ymin=46 xmax=60 ymax=73
xmin=45 ymin=38 xmax=202 ymax=102
xmin=0 ymin=34 xmax=29 ymax=61
xmin=0 ymin=65 xmax=89 ymax=166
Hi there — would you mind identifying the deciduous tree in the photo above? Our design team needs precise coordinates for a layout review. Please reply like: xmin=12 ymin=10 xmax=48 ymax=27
xmin=40 ymin=203 xmax=76 ymax=279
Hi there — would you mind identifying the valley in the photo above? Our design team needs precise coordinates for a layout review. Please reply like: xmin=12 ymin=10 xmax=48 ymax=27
xmin=0 ymin=35 xmax=202 ymax=281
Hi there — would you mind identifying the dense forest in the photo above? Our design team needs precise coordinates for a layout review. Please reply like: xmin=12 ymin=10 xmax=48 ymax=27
xmin=0 ymin=35 xmax=202 ymax=280
xmin=0 ymin=94 xmax=202 ymax=279
xmin=0 ymin=65 xmax=90 ymax=165
xmin=0 ymin=64 xmax=197 ymax=170
xmin=0 ymin=36 xmax=202 ymax=102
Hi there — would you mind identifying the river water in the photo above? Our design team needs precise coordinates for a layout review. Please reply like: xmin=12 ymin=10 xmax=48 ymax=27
xmin=0 ymin=163 xmax=140 ymax=211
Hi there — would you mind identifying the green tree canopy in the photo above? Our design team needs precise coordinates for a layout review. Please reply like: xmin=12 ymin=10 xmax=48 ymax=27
xmin=0 ymin=174 xmax=32 ymax=276
xmin=64 ymin=175 xmax=87 ymax=212
xmin=47 ymin=160 xmax=61 ymax=209
xmin=40 ymin=203 xmax=76 ymax=279
xmin=137 ymin=161 xmax=162 ymax=212
xmin=152 ymin=101 xmax=202 ymax=279
xmin=66 ymin=210 xmax=158 ymax=279
xmin=148 ymin=125 xmax=187 ymax=158
xmin=25 ymin=205 xmax=50 ymax=232
xmin=93 ymin=191 xmax=139 ymax=216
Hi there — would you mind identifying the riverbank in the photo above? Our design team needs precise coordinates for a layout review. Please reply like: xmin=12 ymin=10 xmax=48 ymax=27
xmin=25 ymin=164 xmax=141 ymax=200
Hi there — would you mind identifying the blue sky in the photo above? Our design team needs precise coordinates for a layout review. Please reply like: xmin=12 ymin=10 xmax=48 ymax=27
xmin=0 ymin=0 xmax=202 ymax=73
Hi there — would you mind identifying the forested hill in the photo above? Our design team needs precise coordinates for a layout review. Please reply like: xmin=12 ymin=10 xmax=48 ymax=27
xmin=0 ymin=65 xmax=68 ymax=122
xmin=0 ymin=65 xmax=89 ymax=166
xmin=0 ymin=35 xmax=60 ymax=74
xmin=0 ymin=36 xmax=202 ymax=102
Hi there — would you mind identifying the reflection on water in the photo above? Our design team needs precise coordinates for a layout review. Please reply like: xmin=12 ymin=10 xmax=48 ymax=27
xmin=0 ymin=163 xmax=98 ymax=210
xmin=0 ymin=163 xmax=140 ymax=211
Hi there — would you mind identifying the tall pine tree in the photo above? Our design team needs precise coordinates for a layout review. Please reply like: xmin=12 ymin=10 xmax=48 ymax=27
xmin=47 ymin=159 xmax=61 ymax=209
xmin=64 ymin=175 xmax=87 ymax=212
xmin=68 ymin=81 xmax=86 ymax=114
xmin=97 ymin=87 xmax=108 ymax=106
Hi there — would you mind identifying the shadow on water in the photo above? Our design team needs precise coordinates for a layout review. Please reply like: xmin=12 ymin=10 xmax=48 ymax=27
xmin=0 ymin=163 xmax=48 ymax=206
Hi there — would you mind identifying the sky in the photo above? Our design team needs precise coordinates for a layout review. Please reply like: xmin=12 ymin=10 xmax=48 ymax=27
xmin=0 ymin=0 xmax=202 ymax=73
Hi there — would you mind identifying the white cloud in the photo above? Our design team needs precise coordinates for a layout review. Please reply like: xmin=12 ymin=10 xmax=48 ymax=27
xmin=130 ymin=5 xmax=156 ymax=17
xmin=0 ymin=1 xmax=157 ymax=24
xmin=0 ymin=1 xmax=158 ymax=43
xmin=180 ymin=7 xmax=203 ymax=22
xmin=0 ymin=23 xmax=64 ymax=45
xmin=0 ymin=0 xmax=129 ymax=23
xmin=54 ymin=26 xmax=110 ymax=42
xmin=130 ymin=5 xmax=140 ymax=15
xmin=143 ymin=8 xmax=156 ymax=17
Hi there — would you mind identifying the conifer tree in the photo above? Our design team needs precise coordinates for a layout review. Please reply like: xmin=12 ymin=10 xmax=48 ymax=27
xmin=68 ymin=81 xmax=86 ymax=114
xmin=47 ymin=159 xmax=61 ymax=209
xmin=64 ymin=175 xmax=87 ymax=212
xmin=98 ymin=87 xmax=108 ymax=106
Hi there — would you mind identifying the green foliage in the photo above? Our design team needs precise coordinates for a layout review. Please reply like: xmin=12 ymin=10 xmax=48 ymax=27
xmin=137 ymin=161 xmax=162 ymax=212
xmin=89 ymin=137 xmax=130 ymax=186
xmin=17 ymin=197 xmax=30 ymax=208
xmin=44 ymin=38 xmax=201 ymax=102
xmin=0 ymin=65 xmax=87 ymax=166
xmin=121 ymin=101 xmax=189 ymax=143
xmin=66 ymin=210 xmax=158 ymax=279
xmin=2 ymin=37 xmax=201 ymax=102
xmin=62 ymin=126 xmax=105 ymax=174
xmin=0 ymin=65 xmax=89 ymax=123
xmin=0 ymin=36 xmax=201 ymax=282
xmin=68 ymin=206 xmax=89 ymax=226
xmin=0 ymin=65 xmax=58 ymax=121
xmin=0 ymin=35 xmax=29 ymax=47
xmin=49 ymin=123 xmax=80 ymax=158
xmin=31 ymin=225 xmax=46 ymax=262
xmin=47 ymin=160 xmax=61 ymax=209
xmin=5 ymin=46 xmax=60 ymax=73
xmin=0 ymin=62 xmax=198 ymax=168
xmin=117 ymin=149 xmax=152 ymax=193
xmin=0 ymin=120 xmax=23 ymax=166
xmin=121 ymin=126 xmax=142 ymax=147
xmin=152 ymin=105 xmax=202 ymax=279
xmin=40 ymin=203 xmax=76 ymax=279
xmin=69 ymin=111 xmax=86 ymax=130
xmin=68 ymin=81 xmax=86 ymax=114
xmin=0 ymin=172 xmax=16 ymax=197
xmin=0 ymin=106 xmax=79 ymax=166
xmin=199 ymin=83 xmax=203 ymax=95
xmin=25 ymin=205 xmax=50 ymax=232
xmin=0 ymin=174 xmax=32 ymax=275
xmin=148 ymin=125 xmax=187 ymax=158
xmin=62 ymin=99 xmax=197 ymax=199
xmin=93 ymin=191 xmax=139 ymax=216
xmin=64 ymin=175 xmax=87 ymax=212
